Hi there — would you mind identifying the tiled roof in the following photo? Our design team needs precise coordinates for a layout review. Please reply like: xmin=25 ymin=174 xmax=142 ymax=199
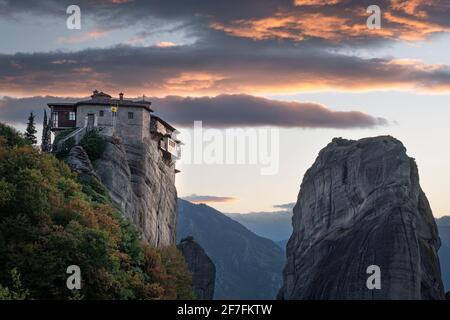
xmin=48 ymin=90 xmax=154 ymax=112
xmin=75 ymin=98 xmax=153 ymax=112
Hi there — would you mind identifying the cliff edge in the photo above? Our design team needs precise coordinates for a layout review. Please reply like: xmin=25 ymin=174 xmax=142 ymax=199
xmin=68 ymin=134 xmax=177 ymax=248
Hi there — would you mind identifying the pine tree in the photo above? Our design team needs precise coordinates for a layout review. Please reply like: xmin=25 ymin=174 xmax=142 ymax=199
xmin=24 ymin=112 xmax=37 ymax=145
xmin=41 ymin=110 xmax=51 ymax=152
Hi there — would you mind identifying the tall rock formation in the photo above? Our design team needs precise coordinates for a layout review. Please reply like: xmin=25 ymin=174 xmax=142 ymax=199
xmin=177 ymin=237 xmax=216 ymax=300
xmin=68 ymin=135 xmax=177 ymax=248
xmin=279 ymin=136 xmax=445 ymax=300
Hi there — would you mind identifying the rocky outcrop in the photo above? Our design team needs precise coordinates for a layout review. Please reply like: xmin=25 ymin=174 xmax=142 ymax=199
xmin=279 ymin=136 xmax=445 ymax=300
xmin=177 ymin=236 xmax=216 ymax=300
xmin=436 ymin=216 xmax=450 ymax=292
xmin=66 ymin=146 xmax=100 ymax=180
xmin=68 ymin=135 xmax=177 ymax=248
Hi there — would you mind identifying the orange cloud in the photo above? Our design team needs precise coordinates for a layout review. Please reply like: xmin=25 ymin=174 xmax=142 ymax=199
xmin=183 ymin=194 xmax=236 ymax=204
xmin=163 ymin=72 xmax=228 ymax=93
xmin=156 ymin=41 xmax=177 ymax=48
xmin=210 ymin=1 xmax=450 ymax=42
xmin=1 ymin=44 xmax=450 ymax=98
xmin=294 ymin=0 xmax=343 ymax=5
xmin=57 ymin=30 xmax=109 ymax=44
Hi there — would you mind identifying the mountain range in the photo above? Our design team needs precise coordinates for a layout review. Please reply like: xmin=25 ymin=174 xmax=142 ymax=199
xmin=176 ymin=199 xmax=285 ymax=299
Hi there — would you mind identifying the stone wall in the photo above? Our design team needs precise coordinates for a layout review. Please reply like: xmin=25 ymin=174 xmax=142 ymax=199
xmin=76 ymin=105 xmax=151 ymax=142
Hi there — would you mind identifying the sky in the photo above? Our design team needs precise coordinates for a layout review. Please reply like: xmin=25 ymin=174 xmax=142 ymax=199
xmin=0 ymin=0 xmax=449 ymax=216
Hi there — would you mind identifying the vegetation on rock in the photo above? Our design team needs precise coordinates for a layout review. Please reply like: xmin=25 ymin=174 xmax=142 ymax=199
xmin=79 ymin=129 xmax=106 ymax=162
xmin=0 ymin=122 xmax=193 ymax=300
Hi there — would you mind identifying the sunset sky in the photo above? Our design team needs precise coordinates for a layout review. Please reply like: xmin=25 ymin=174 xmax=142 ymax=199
xmin=1 ymin=0 xmax=450 ymax=216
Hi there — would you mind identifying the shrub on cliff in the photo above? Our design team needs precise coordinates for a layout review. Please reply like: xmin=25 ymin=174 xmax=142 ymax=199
xmin=80 ymin=129 xmax=106 ymax=162
xmin=0 ymin=122 xmax=193 ymax=300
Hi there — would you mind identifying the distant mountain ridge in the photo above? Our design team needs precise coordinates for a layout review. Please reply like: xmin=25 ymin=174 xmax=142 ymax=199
xmin=176 ymin=199 xmax=285 ymax=299
xmin=225 ymin=211 xmax=292 ymax=242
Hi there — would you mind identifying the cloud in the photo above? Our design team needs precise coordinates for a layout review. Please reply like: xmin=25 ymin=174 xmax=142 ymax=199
xmin=273 ymin=202 xmax=296 ymax=210
xmin=153 ymin=94 xmax=387 ymax=128
xmin=0 ymin=96 xmax=77 ymax=124
xmin=57 ymin=30 xmax=109 ymax=44
xmin=0 ymin=94 xmax=387 ymax=129
xmin=2 ymin=0 xmax=450 ymax=46
xmin=1 ymin=1 xmax=450 ymax=97
xmin=182 ymin=194 xmax=236 ymax=204
xmin=1 ymin=44 xmax=450 ymax=97
xmin=156 ymin=41 xmax=177 ymax=48
xmin=211 ymin=0 xmax=450 ymax=43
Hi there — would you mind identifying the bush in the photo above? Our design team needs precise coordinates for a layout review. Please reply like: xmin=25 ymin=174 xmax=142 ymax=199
xmin=52 ymin=129 xmax=75 ymax=146
xmin=80 ymin=129 xmax=106 ymax=162
xmin=0 ymin=269 xmax=29 ymax=300
xmin=55 ymin=137 xmax=75 ymax=159
xmin=0 ymin=123 xmax=28 ymax=147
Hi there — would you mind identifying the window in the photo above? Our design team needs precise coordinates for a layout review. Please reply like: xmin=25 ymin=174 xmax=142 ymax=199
xmin=99 ymin=110 xmax=104 ymax=117
xmin=128 ymin=112 xmax=134 ymax=119
xmin=52 ymin=112 xmax=58 ymax=127
xmin=69 ymin=112 xmax=76 ymax=121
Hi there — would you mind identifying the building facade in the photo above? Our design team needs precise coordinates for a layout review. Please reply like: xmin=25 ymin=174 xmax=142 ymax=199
xmin=48 ymin=90 xmax=181 ymax=159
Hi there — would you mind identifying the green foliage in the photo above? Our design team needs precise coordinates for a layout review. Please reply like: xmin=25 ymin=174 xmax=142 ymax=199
xmin=55 ymin=137 xmax=75 ymax=159
xmin=53 ymin=129 xmax=76 ymax=159
xmin=24 ymin=112 xmax=37 ymax=145
xmin=160 ymin=246 xmax=195 ymax=300
xmin=0 ymin=122 xmax=193 ymax=300
xmin=80 ymin=129 xmax=106 ymax=162
xmin=53 ymin=129 xmax=75 ymax=146
xmin=41 ymin=110 xmax=51 ymax=153
xmin=0 ymin=123 xmax=28 ymax=147
xmin=77 ymin=175 xmax=112 ymax=205
xmin=0 ymin=269 xmax=29 ymax=300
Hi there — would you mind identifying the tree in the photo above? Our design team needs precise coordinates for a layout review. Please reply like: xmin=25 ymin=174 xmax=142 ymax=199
xmin=41 ymin=109 xmax=51 ymax=152
xmin=24 ymin=112 xmax=37 ymax=145
xmin=0 ymin=122 xmax=27 ymax=147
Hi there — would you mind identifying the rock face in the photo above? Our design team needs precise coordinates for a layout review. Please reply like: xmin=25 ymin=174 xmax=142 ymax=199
xmin=68 ymin=135 xmax=177 ymax=248
xmin=279 ymin=136 xmax=445 ymax=300
xmin=177 ymin=199 xmax=285 ymax=299
xmin=436 ymin=217 xmax=450 ymax=292
xmin=177 ymin=237 xmax=216 ymax=300
xmin=67 ymin=146 xmax=100 ymax=180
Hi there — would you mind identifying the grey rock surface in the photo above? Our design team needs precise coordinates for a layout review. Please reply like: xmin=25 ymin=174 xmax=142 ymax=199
xmin=177 ymin=237 xmax=216 ymax=300
xmin=436 ymin=216 xmax=450 ymax=292
xmin=68 ymin=135 xmax=177 ymax=248
xmin=279 ymin=136 xmax=445 ymax=300
xmin=66 ymin=146 xmax=100 ymax=180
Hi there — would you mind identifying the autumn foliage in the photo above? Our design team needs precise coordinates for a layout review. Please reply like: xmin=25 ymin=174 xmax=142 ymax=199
xmin=0 ymin=122 xmax=193 ymax=300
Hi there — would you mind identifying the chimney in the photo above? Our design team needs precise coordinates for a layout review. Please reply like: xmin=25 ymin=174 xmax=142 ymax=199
xmin=119 ymin=92 xmax=124 ymax=101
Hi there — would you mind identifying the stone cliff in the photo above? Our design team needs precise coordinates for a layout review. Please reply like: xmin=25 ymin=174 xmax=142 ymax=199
xmin=279 ymin=136 xmax=445 ymax=300
xmin=177 ymin=236 xmax=216 ymax=300
xmin=68 ymin=134 xmax=177 ymax=248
